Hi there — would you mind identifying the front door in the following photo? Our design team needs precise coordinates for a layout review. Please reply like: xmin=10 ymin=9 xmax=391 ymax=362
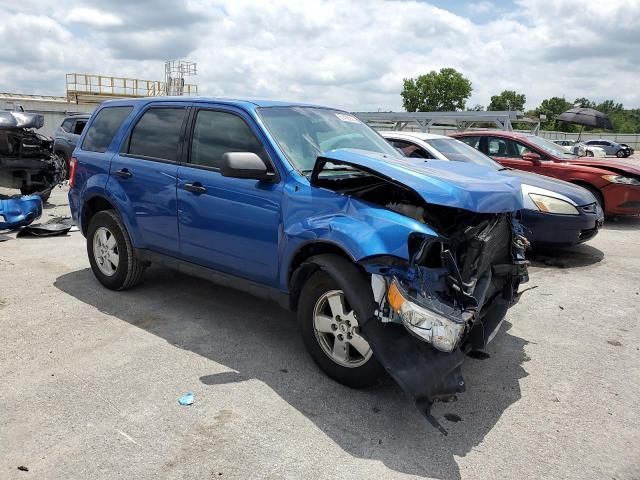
xmin=108 ymin=104 xmax=188 ymax=255
xmin=485 ymin=136 xmax=547 ymax=174
xmin=176 ymin=107 xmax=282 ymax=286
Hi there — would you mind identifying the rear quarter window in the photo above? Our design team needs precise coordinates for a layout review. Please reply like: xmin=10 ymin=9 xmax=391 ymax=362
xmin=81 ymin=106 xmax=133 ymax=153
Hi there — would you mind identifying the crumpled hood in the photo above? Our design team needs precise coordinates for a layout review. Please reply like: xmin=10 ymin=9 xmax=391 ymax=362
xmin=313 ymin=149 xmax=523 ymax=213
xmin=505 ymin=169 xmax=596 ymax=205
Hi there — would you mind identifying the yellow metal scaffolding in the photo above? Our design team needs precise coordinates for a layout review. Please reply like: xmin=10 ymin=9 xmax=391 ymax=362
xmin=65 ymin=73 xmax=198 ymax=104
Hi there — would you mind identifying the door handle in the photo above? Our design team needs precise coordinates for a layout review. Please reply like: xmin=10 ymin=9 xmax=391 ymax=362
xmin=184 ymin=182 xmax=207 ymax=194
xmin=115 ymin=168 xmax=132 ymax=179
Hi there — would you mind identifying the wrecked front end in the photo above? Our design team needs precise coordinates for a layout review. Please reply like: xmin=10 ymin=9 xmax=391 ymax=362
xmin=361 ymin=209 xmax=528 ymax=415
xmin=0 ymin=111 xmax=66 ymax=195
xmin=311 ymin=150 xmax=529 ymax=420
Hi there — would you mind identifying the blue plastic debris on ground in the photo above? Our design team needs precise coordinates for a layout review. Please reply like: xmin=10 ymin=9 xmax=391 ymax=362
xmin=0 ymin=195 xmax=42 ymax=230
xmin=178 ymin=392 xmax=194 ymax=406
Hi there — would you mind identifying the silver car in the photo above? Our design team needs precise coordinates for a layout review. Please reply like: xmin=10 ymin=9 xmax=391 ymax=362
xmin=583 ymin=139 xmax=631 ymax=158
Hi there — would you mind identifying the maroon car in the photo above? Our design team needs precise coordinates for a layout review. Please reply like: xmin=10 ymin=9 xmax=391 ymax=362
xmin=451 ymin=131 xmax=640 ymax=217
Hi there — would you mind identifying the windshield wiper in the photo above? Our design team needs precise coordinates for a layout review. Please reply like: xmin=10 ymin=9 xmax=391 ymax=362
xmin=498 ymin=167 xmax=512 ymax=171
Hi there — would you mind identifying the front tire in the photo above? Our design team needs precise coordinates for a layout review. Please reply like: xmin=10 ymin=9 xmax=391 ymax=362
xmin=616 ymin=149 xmax=626 ymax=158
xmin=298 ymin=270 xmax=384 ymax=388
xmin=87 ymin=210 xmax=145 ymax=290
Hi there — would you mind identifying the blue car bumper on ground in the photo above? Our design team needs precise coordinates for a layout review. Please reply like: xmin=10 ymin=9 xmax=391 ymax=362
xmin=0 ymin=195 xmax=42 ymax=230
xmin=519 ymin=204 xmax=604 ymax=246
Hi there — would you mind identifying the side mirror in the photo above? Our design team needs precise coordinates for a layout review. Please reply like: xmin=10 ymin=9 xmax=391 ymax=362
xmin=522 ymin=151 xmax=542 ymax=163
xmin=221 ymin=152 xmax=275 ymax=182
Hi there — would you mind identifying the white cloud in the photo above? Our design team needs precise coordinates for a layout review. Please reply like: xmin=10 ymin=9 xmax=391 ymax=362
xmin=0 ymin=0 xmax=638 ymax=110
xmin=467 ymin=1 xmax=494 ymax=14
xmin=65 ymin=7 xmax=123 ymax=27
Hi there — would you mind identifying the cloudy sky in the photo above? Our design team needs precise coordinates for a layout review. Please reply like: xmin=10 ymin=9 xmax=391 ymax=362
xmin=1 ymin=0 xmax=638 ymax=111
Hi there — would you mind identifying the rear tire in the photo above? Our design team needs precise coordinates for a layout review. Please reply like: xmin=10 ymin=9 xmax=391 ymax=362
xmin=298 ymin=269 xmax=384 ymax=388
xmin=87 ymin=210 xmax=145 ymax=290
xmin=586 ymin=150 xmax=594 ymax=157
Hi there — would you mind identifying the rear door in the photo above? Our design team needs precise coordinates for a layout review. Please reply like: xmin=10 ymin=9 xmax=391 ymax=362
xmin=176 ymin=106 xmax=282 ymax=286
xmin=108 ymin=103 xmax=188 ymax=255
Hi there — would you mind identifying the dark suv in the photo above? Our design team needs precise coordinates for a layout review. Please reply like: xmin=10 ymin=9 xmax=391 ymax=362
xmin=53 ymin=114 xmax=90 ymax=168
xmin=69 ymin=97 xmax=528 ymax=413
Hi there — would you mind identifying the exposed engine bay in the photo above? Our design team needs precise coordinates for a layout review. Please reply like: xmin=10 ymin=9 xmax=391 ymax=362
xmin=0 ymin=111 xmax=66 ymax=197
xmin=312 ymin=159 xmax=529 ymax=426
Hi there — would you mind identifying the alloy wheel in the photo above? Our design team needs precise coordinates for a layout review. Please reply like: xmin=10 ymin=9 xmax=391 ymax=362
xmin=93 ymin=226 xmax=119 ymax=276
xmin=312 ymin=290 xmax=372 ymax=368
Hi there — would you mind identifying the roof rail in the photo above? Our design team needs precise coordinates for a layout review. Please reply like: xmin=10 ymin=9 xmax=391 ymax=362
xmin=353 ymin=111 xmax=541 ymax=134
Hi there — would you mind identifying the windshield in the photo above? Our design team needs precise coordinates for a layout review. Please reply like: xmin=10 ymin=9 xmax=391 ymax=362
xmin=257 ymin=106 xmax=400 ymax=173
xmin=424 ymin=138 xmax=501 ymax=170
xmin=525 ymin=135 xmax=576 ymax=157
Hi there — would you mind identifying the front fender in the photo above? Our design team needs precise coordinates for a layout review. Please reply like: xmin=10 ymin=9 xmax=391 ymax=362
xmin=281 ymin=198 xmax=438 ymax=289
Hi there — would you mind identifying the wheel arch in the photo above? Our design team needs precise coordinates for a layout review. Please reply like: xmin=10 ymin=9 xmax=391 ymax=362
xmin=288 ymin=243 xmax=361 ymax=312
xmin=568 ymin=180 xmax=605 ymax=210
xmin=81 ymin=195 xmax=116 ymax=236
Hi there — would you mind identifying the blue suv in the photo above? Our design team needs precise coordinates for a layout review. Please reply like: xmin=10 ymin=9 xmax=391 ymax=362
xmin=69 ymin=97 xmax=529 ymax=414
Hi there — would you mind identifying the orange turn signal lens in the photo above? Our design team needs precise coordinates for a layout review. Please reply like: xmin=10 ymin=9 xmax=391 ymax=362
xmin=387 ymin=280 xmax=406 ymax=312
xmin=531 ymin=198 xmax=549 ymax=212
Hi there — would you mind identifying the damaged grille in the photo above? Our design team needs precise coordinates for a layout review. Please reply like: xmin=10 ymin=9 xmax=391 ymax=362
xmin=402 ymin=212 xmax=528 ymax=350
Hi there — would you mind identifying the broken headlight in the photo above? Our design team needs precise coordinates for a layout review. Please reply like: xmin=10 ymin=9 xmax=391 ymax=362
xmin=387 ymin=279 xmax=465 ymax=352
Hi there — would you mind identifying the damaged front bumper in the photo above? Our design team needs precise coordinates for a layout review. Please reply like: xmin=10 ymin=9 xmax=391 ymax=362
xmin=0 ymin=195 xmax=43 ymax=230
xmin=359 ymin=213 xmax=529 ymax=418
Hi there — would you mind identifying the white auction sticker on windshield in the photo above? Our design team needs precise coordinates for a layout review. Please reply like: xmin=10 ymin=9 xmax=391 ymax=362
xmin=335 ymin=113 xmax=360 ymax=123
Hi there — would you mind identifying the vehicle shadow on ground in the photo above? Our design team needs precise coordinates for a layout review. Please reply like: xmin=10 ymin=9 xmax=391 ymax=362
xmin=603 ymin=216 xmax=640 ymax=231
xmin=528 ymin=243 xmax=604 ymax=269
xmin=55 ymin=267 xmax=529 ymax=480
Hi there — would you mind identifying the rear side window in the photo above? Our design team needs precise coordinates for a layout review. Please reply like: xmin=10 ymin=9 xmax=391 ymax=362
xmin=458 ymin=136 xmax=481 ymax=149
xmin=389 ymin=139 xmax=433 ymax=159
xmin=128 ymin=108 xmax=186 ymax=161
xmin=82 ymin=106 xmax=133 ymax=153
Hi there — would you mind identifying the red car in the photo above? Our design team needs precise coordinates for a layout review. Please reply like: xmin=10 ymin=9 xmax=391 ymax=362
xmin=450 ymin=131 xmax=640 ymax=216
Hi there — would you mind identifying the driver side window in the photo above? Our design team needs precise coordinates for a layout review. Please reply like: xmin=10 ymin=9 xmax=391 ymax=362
xmin=190 ymin=110 xmax=269 ymax=170
xmin=487 ymin=137 xmax=532 ymax=158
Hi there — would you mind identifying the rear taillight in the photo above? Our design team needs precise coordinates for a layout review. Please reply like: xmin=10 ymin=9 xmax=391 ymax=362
xmin=68 ymin=157 xmax=78 ymax=188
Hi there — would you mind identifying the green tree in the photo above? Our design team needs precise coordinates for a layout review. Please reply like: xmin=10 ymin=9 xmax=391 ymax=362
xmin=401 ymin=68 xmax=472 ymax=112
xmin=595 ymin=100 xmax=623 ymax=114
xmin=487 ymin=90 xmax=526 ymax=111
xmin=535 ymin=96 xmax=576 ymax=132
xmin=573 ymin=97 xmax=595 ymax=108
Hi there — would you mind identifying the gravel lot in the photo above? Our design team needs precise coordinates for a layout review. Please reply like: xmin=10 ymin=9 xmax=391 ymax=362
xmin=1 ymin=186 xmax=639 ymax=480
